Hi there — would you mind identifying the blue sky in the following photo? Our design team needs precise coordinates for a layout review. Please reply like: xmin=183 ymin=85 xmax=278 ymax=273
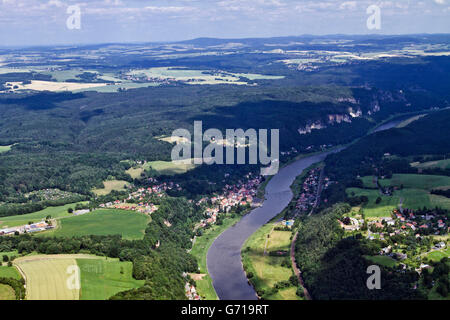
xmin=1 ymin=0 xmax=449 ymax=46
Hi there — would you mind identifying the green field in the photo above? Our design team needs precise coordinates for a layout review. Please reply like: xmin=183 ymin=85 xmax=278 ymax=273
xmin=0 ymin=266 xmax=22 ymax=280
xmin=364 ymin=255 xmax=399 ymax=268
xmin=349 ymin=174 xmax=450 ymax=217
xmin=0 ymin=284 xmax=16 ymax=300
xmin=241 ymin=222 xmax=301 ymax=300
xmin=411 ymin=159 xmax=450 ymax=170
xmin=0 ymin=202 xmax=87 ymax=228
xmin=77 ymin=258 xmax=144 ymax=300
xmin=92 ymin=180 xmax=130 ymax=196
xmin=189 ymin=215 xmax=241 ymax=300
xmin=44 ymin=209 xmax=150 ymax=240
xmin=145 ymin=160 xmax=197 ymax=176
xmin=426 ymin=247 xmax=450 ymax=262
xmin=0 ymin=145 xmax=12 ymax=153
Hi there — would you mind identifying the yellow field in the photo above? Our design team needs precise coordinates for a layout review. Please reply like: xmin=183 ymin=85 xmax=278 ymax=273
xmin=125 ymin=167 xmax=144 ymax=179
xmin=14 ymin=254 xmax=98 ymax=300
xmin=92 ymin=180 xmax=130 ymax=196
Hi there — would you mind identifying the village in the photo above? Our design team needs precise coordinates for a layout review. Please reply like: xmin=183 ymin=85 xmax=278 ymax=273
xmin=339 ymin=206 xmax=449 ymax=272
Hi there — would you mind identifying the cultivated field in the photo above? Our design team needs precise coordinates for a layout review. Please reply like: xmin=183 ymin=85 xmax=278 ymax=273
xmin=13 ymin=254 xmax=141 ymax=300
xmin=77 ymin=258 xmax=144 ymax=300
xmin=0 ymin=284 xmax=16 ymax=300
xmin=13 ymin=255 xmax=92 ymax=300
xmin=45 ymin=209 xmax=150 ymax=240
xmin=6 ymin=80 xmax=108 ymax=92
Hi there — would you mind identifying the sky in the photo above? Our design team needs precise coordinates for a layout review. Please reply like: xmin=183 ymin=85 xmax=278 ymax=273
xmin=0 ymin=0 xmax=449 ymax=46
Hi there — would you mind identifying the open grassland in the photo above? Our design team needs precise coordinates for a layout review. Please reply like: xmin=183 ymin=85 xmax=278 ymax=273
xmin=0 ymin=284 xmax=16 ymax=300
xmin=77 ymin=258 xmax=144 ymax=300
xmin=426 ymin=247 xmax=450 ymax=262
xmin=364 ymin=255 xmax=399 ymax=268
xmin=125 ymin=167 xmax=144 ymax=179
xmin=44 ymin=209 xmax=149 ymax=240
xmin=126 ymin=67 xmax=283 ymax=85
xmin=349 ymin=174 xmax=450 ymax=217
xmin=92 ymin=180 xmax=130 ymax=196
xmin=0 ymin=266 xmax=22 ymax=280
xmin=242 ymin=222 xmax=301 ymax=300
xmin=190 ymin=215 xmax=241 ymax=300
xmin=0 ymin=202 xmax=87 ymax=228
xmin=411 ymin=159 xmax=450 ymax=170
xmin=381 ymin=174 xmax=450 ymax=190
xmin=14 ymin=255 xmax=87 ymax=300
xmin=0 ymin=145 xmax=12 ymax=153
xmin=145 ymin=160 xmax=197 ymax=176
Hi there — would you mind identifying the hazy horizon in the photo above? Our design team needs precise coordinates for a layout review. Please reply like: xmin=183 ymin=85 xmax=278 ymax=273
xmin=1 ymin=0 xmax=449 ymax=47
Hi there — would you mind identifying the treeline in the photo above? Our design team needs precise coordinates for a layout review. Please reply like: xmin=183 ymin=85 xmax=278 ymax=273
xmin=0 ymin=194 xmax=88 ymax=217
xmin=430 ymin=189 xmax=450 ymax=198
xmin=294 ymin=203 xmax=423 ymax=299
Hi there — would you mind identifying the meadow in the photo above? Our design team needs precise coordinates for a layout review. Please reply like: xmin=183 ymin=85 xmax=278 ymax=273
xmin=92 ymin=180 xmax=130 ymax=196
xmin=241 ymin=222 xmax=301 ymax=300
xmin=0 ymin=145 xmax=12 ymax=153
xmin=77 ymin=258 xmax=144 ymax=300
xmin=348 ymin=174 xmax=450 ymax=217
xmin=0 ymin=202 xmax=87 ymax=228
xmin=0 ymin=284 xmax=16 ymax=300
xmin=0 ymin=265 xmax=22 ymax=280
xmin=44 ymin=209 xmax=150 ymax=240
xmin=364 ymin=255 xmax=399 ymax=268
xmin=145 ymin=160 xmax=197 ymax=176
xmin=411 ymin=159 xmax=450 ymax=170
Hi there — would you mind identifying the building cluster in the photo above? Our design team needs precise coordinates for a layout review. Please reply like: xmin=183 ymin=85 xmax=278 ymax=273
xmin=185 ymin=282 xmax=201 ymax=300
xmin=295 ymin=168 xmax=331 ymax=214
xmin=196 ymin=173 xmax=262 ymax=229
xmin=99 ymin=180 xmax=180 ymax=215
xmin=0 ymin=220 xmax=54 ymax=236
xmin=366 ymin=208 xmax=449 ymax=240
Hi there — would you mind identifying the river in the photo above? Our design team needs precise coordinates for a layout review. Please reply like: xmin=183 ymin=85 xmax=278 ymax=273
xmin=206 ymin=116 xmax=414 ymax=300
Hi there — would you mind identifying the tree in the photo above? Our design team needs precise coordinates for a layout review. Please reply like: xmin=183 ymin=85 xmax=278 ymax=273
xmin=68 ymin=208 xmax=74 ymax=213
xmin=2 ymin=255 xmax=9 ymax=262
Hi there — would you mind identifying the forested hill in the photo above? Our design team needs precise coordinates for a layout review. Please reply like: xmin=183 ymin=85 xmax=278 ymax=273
xmin=325 ymin=108 xmax=450 ymax=184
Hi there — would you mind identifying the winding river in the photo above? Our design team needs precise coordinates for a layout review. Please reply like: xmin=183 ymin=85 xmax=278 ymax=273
xmin=206 ymin=115 xmax=417 ymax=300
